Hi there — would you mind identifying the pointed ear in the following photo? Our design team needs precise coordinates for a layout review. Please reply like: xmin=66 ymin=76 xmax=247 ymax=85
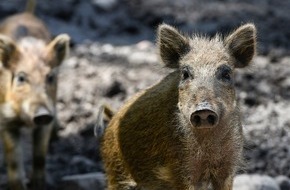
xmin=157 ymin=24 xmax=190 ymax=68
xmin=224 ymin=23 xmax=257 ymax=68
xmin=0 ymin=34 xmax=19 ymax=69
xmin=46 ymin=34 xmax=70 ymax=67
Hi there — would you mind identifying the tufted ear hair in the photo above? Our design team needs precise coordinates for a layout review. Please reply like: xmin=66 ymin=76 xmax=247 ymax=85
xmin=45 ymin=34 xmax=70 ymax=67
xmin=224 ymin=23 xmax=257 ymax=68
xmin=0 ymin=34 xmax=19 ymax=69
xmin=157 ymin=24 xmax=190 ymax=68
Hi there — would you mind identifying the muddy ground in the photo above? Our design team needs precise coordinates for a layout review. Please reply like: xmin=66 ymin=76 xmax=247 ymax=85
xmin=0 ymin=0 xmax=290 ymax=189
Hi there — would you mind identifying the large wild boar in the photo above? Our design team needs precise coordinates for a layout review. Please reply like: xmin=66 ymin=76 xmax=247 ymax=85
xmin=0 ymin=0 xmax=70 ymax=189
xmin=100 ymin=23 xmax=256 ymax=190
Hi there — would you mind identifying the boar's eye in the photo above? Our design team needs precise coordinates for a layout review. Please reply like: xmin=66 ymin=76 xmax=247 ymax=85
xmin=181 ymin=67 xmax=191 ymax=81
xmin=222 ymin=70 xmax=231 ymax=80
xmin=46 ymin=72 xmax=55 ymax=84
xmin=15 ymin=72 xmax=28 ymax=85
xmin=217 ymin=65 xmax=232 ymax=83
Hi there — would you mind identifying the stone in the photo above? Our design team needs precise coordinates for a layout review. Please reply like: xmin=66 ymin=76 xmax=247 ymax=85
xmin=275 ymin=175 xmax=290 ymax=190
xmin=61 ymin=172 xmax=106 ymax=190
xmin=233 ymin=174 xmax=280 ymax=190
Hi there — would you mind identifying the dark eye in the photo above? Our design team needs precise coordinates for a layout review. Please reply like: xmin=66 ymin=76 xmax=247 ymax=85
xmin=15 ymin=72 xmax=27 ymax=85
xmin=222 ymin=70 xmax=231 ymax=80
xmin=46 ymin=73 xmax=55 ymax=84
xmin=181 ymin=67 xmax=191 ymax=80
xmin=218 ymin=65 xmax=232 ymax=82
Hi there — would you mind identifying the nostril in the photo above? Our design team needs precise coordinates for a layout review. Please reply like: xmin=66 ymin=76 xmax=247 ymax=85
xmin=33 ymin=115 xmax=53 ymax=126
xmin=191 ymin=114 xmax=201 ymax=126
xmin=207 ymin=114 xmax=216 ymax=126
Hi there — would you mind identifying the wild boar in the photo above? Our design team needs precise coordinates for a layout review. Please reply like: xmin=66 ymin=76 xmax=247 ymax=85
xmin=0 ymin=0 xmax=70 ymax=189
xmin=100 ymin=23 xmax=256 ymax=190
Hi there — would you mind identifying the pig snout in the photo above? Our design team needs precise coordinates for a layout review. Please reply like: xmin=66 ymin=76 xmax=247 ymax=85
xmin=190 ymin=102 xmax=219 ymax=128
xmin=33 ymin=106 xmax=53 ymax=126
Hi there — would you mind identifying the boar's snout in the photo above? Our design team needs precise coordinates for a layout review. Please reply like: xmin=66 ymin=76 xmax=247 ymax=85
xmin=190 ymin=110 xmax=218 ymax=128
xmin=190 ymin=102 xmax=219 ymax=128
xmin=33 ymin=107 xmax=53 ymax=126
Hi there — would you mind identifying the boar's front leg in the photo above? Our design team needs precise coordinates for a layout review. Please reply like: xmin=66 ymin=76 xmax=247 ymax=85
xmin=212 ymin=175 xmax=233 ymax=190
xmin=2 ymin=128 xmax=27 ymax=190
xmin=31 ymin=123 xmax=53 ymax=190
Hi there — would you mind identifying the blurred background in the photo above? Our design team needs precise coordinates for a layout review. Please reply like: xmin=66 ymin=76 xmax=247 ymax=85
xmin=0 ymin=0 xmax=290 ymax=189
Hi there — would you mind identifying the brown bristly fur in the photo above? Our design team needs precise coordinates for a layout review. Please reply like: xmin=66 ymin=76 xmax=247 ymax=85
xmin=101 ymin=23 xmax=256 ymax=190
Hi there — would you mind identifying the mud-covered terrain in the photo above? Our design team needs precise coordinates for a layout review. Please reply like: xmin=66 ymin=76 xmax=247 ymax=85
xmin=1 ymin=0 xmax=290 ymax=189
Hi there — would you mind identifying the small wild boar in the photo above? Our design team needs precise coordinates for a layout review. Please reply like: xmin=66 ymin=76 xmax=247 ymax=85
xmin=0 ymin=0 xmax=70 ymax=189
xmin=100 ymin=23 xmax=256 ymax=190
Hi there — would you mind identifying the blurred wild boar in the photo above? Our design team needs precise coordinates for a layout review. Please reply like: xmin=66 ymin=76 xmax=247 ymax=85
xmin=0 ymin=0 xmax=70 ymax=189
xmin=100 ymin=23 xmax=256 ymax=190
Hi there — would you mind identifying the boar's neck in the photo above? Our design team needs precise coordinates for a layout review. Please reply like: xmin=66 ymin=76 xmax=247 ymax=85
xmin=121 ymin=70 xmax=180 ymax=123
xmin=117 ymin=71 xmax=180 ymax=156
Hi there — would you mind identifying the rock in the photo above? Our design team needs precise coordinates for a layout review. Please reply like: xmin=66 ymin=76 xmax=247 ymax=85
xmin=61 ymin=172 xmax=106 ymax=190
xmin=233 ymin=174 xmax=280 ymax=190
xmin=275 ymin=175 xmax=290 ymax=190
xmin=70 ymin=156 xmax=96 ymax=168
xmin=92 ymin=0 xmax=117 ymax=11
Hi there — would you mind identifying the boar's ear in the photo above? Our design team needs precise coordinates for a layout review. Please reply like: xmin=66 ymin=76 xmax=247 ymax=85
xmin=224 ymin=23 xmax=256 ymax=68
xmin=0 ymin=35 xmax=19 ymax=69
xmin=46 ymin=34 xmax=70 ymax=67
xmin=157 ymin=24 xmax=190 ymax=68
